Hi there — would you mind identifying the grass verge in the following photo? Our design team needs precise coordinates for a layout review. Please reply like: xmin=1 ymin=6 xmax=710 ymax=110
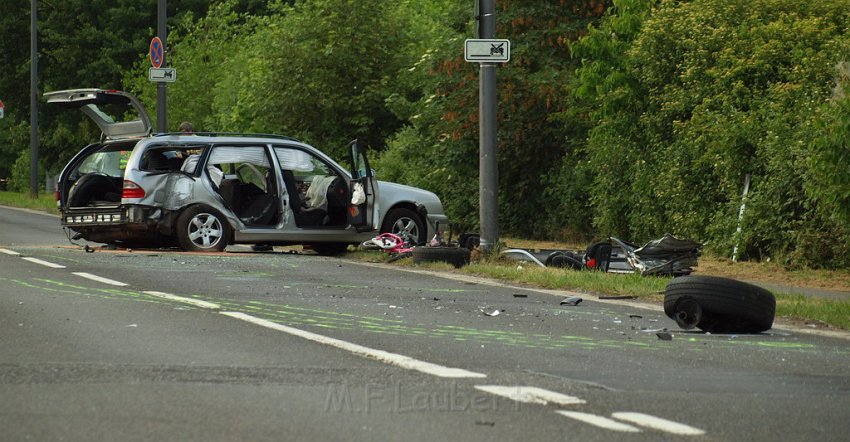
xmin=0 ymin=191 xmax=59 ymax=215
xmin=775 ymin=294 xmax=850 ymax=330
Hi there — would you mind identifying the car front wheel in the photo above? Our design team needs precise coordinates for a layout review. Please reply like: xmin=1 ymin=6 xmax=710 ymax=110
xmin=381 ymin=208 xmax=425 ymax=246
xmin=176 ymin=205 xmax=231 ymax=252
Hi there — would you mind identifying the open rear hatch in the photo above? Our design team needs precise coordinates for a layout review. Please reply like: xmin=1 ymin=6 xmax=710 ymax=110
xmin=44 ymin=88 xmax=152 ymax=140
xmin=46 ymin=89 xmax=152 ymax=227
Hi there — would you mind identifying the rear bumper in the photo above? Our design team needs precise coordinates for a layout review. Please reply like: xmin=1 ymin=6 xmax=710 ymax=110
xmin=63 ymin=207 xmax=127 ymax=226
xmin=61 ymin=205 xmax=162 ymax=241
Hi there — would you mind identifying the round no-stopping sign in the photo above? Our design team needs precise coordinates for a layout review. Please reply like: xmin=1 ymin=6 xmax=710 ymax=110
xmin=150 ymin=37 xmax=164 ymax=68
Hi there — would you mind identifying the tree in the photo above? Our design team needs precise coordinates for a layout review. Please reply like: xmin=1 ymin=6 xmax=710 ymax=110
xmin=377 ymin=0 xmax=609 ymax=237
xmin=0 ymin=1 xmax=36 ymax=180
xmin=579 ymin=0 xmax=850 ymax=266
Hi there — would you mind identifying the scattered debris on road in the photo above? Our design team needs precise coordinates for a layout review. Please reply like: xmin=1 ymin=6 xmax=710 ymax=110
xmin=656 ymin=332 xmax=673 ymax=341
xmin=560 ymin=296 xmax=583 ymax=306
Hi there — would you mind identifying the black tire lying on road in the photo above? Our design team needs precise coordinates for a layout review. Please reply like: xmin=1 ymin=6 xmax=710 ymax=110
xmin=664 ymin=275 xmax=776 ymax=333
xmin=412 ymin=246 xmax=471 ymax=268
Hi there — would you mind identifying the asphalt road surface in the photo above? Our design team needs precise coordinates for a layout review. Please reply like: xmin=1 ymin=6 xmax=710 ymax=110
xmin=2 ymin=206 xmax=849 ymax=441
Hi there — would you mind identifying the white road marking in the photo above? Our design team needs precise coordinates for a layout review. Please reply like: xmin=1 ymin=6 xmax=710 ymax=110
xmin=71 ymin=272 xmax=128 ymax=286
xmin=556 ymin=411 xmax=641 ymax=432
xmin=222 ymin=311 xmax=487 ymax=379
xmin=0 ymin=248 xmax=20 ymax=255
xmin=612 ymin=412 xmax=706 ymax=435
xmin=143 ymin=291 xmax=221 ymax=310
xmin=21 ymin=257 xmax=66 ymax=269
xmin=474 ymin=385 xmax=586 ymax=406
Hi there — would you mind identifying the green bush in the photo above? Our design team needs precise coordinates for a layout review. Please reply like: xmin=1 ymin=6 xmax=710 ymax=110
xmin=575 ymin=0 xmax=850 ymax=266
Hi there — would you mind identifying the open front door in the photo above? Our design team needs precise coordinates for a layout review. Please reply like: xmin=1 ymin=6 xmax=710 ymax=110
xmin=347 ymin=139 xmax=378 ymax=232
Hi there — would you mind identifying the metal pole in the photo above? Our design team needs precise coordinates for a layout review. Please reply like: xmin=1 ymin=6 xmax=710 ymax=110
xmin=478 ymin=0 xmax=499 ymax=254
xmin=156 ymin=0 xmax=167 ymax=132
xmin=30 ymin=0 xmax=38 ymax=198
xmin=732 ymin=173 xmax=751 ymax=262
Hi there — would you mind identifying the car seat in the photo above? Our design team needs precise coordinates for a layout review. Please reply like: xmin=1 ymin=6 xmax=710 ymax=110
xmin=282 ymin=169 xmax=327 ymax=227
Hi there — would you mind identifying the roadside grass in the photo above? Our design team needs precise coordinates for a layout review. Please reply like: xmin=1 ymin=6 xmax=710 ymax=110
xmin=774 ymin=294 xmax=850 ymax=330
xmin=349 ymin=249 xmax=850 ymax=330
xmin=0 ymin=191 xmax=59 ymax=215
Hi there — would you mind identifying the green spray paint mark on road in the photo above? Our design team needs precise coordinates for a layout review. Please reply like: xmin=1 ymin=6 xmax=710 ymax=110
xmin=6 ymin=275 xmax=840 ymax=357
xmin=3 ymin=277 xmax=187 ymax=308
xmin=201 ymin=297 xmax=849 ymax=356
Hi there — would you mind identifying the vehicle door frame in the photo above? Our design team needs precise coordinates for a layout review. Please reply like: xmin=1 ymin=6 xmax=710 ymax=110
xmin=347 ymin=139 xmax=378 ymax=232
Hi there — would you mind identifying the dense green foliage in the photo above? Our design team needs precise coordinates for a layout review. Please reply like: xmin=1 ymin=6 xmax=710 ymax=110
xmin=2 ymin=0 xmax=850 ymax=267
xmin=574 ymin=0 xmax=850 ymax=266
xmin=375 ymin=0 xmax=605 ymax=238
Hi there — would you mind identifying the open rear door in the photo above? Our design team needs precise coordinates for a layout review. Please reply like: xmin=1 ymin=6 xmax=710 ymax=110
xmin=347 ymin=139 xmax=378 ymax=232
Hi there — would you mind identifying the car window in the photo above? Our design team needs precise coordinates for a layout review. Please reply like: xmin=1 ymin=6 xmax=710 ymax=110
xmin=209 ymin=145 xmax=270 ymax=168
xmin=209 ymin=145 xmax=273 ymax=192
xmin=76 ymin=149 xmax=129 ymax=178
xmin=139 ymin=145 xmax=205 ymax=173
xmin=273 ymin=147 xmax=331 ymax=178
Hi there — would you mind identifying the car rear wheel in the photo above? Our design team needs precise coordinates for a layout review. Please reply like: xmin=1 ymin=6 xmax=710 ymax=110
xmin=382 ymin=208 xmax=425 ymax=246
xmin=176 ymin=205 xmax=231 ymax=252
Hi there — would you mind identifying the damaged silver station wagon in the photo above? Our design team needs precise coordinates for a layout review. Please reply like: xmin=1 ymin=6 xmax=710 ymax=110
xmin=48 ymin=88 xmax=448 ymax=254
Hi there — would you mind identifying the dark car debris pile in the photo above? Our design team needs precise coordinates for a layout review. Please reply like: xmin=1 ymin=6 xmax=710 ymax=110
xmin=501 ymin=233 xmax=702 ymax=277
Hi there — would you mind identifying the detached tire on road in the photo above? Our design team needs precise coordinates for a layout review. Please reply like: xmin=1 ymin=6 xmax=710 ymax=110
xmin=664 ymin=275 xmax=776 ymax=333
xmin=412 ymin=246 xmax=471 ymax=268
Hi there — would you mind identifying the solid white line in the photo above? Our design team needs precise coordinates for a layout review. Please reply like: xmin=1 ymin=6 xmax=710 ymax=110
xmin=612 ymin=412 xmax=706 ymax=436
xmin=221 ymin=311 xmax=487 ymax=379
xmin=474 ymin=385 xmax=586 ymax=406
xmin=556 ymin=411 xmax=641 ymax=433
xmin=0 ymin=248 xmax=20 ymax=255
xmin=71 ymin=272 xmax=128 ymax=286
xmin=21 ymin=257 xmax=66 ymax=269
xmin=143 ymin=291 xmax=221 ymax=310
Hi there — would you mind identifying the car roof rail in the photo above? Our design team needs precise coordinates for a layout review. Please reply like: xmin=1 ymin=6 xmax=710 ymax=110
xmin=152 ymin=132 xmax=302 ymax=142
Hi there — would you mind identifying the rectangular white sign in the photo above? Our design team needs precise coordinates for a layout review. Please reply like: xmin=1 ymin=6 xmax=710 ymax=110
xmin=149 ymin=67 xmax=177 ymax=83
xmin=464 ymin=39 xmax=511 ymax=63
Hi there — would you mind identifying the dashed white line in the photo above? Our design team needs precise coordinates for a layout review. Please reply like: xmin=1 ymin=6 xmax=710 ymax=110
xmin=21 ymin=257 xmax=66 ymax=269
xmin=0 ymin=248 xmax=20 ymax=255
xmin=221 ymin=311 xmax=487 ymax=379
xmin=143 ymin=291 xmax=221 ymax=310
xmin=474 ymin=385 xmax=586 ymax=406
xmin=71 ymin=272 xmax=128 ymax=286
xmin=556 ymin=411 xmax=641 ymax=433
xmin=612 ymin=412 xmax=706 ymax=436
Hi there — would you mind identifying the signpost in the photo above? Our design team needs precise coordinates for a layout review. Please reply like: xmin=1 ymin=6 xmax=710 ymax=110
xmin=154 ymin=0 xmax=167 ymax=132
xmin=0 ymin=100 xmax=5 ymax=119
xmin=466 ymin=0 xmax=505 ymax=254
xmin=149 ymin=67 xmax=176 ymax=83
xmin=464 ymin=39 xmax=511 ymax=63
xmin=149 ymin=36 xmax=164 ymax=68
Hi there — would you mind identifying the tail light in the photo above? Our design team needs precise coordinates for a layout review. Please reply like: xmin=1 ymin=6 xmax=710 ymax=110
xmin=122 ymin=180 xmax=146 ymax=199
